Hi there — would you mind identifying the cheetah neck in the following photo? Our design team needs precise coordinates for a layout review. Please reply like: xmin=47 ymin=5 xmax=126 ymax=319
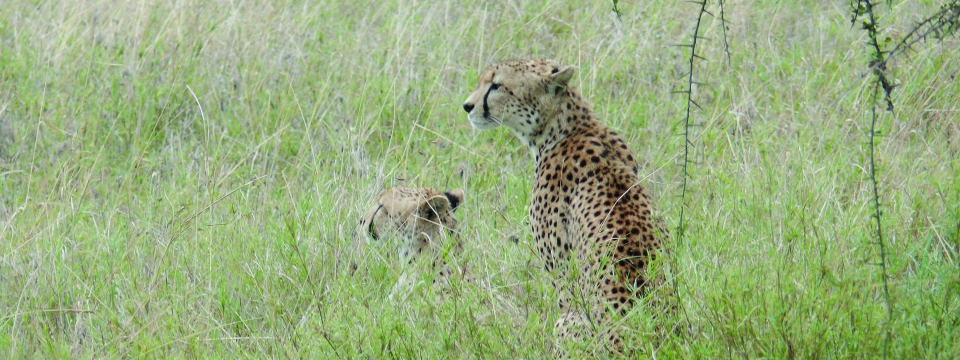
xmin=525 ymin=92 xmax=595 ymax=164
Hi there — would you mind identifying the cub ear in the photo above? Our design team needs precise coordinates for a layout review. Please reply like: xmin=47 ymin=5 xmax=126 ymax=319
xmin=422 ymin=194 xmax=452 ymax=217
xmin=444 ymin=189 xmax=464 ymax=212
xmin=547 ymin=65 xmax=577 ymax=86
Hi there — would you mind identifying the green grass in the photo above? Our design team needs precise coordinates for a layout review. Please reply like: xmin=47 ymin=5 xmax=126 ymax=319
xmin=1 ymin=0 xmax=959 ymax=358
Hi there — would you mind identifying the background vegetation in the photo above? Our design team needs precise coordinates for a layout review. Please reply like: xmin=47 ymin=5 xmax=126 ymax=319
xmin=1 ymin=0 xmax=958 ymax=357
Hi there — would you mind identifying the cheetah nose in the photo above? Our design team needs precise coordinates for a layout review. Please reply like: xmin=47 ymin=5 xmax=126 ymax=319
xmin=462 ymin=103 xmax=474 ymax=113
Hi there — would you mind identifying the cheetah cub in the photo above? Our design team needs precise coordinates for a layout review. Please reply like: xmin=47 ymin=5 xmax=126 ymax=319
xmin=463 ymin=59 xmax=672 ymax=353
xmin=359 ymin=186 xmax=468 ymax=299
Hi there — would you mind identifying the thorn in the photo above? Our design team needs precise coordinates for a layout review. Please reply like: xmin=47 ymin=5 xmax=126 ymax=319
xmin=689 ymin=100 xmax=703 ymax=110
xmin=692 ymin=53 xmax=707 ymax=61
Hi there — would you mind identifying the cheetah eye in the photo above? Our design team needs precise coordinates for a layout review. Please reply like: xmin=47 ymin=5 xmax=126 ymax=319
xmin=489 ymin=83 xmax=501 ymax=91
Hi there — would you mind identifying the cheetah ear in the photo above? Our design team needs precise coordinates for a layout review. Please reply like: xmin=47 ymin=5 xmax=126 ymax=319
xmin=546 ymin=65 xmax=577 ymax=86
xmin=444 ymin=189 xmax=464 ymax=212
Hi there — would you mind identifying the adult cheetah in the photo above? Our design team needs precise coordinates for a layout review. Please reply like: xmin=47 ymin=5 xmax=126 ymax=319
xmin=462 ymin=59 xmax=671 ymax=353
xmin=360 ymin=186 xmax=468 ymax=298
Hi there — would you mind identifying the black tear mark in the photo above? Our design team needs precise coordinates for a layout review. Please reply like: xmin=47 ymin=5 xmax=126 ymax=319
xmin=551 ymin=67 xmax=559 ymax=74
xmin=367 ymin=204 xmax=383 ymax=240
xmin=482 ymin=84 xmax=493 ymax=118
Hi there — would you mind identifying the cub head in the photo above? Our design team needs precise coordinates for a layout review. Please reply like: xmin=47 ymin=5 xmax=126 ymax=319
xmin=360 ymin=186 xmax=465 ymax=262
xmin=461 ymin=59 xmax=577 ymax=138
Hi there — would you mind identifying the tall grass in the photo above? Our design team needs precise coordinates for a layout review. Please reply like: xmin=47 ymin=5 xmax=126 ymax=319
xmin=1 ymin=0 xmax=958 ymax=358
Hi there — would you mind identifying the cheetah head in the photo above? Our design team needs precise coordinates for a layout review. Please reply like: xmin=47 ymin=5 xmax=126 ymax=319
xmin=360 ymin=186 xmax=464 ymax=262
xmin=462 ymin=59 xmax=577 ymax=142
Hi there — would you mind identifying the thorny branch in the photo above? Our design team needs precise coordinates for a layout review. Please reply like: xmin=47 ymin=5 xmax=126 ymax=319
xmin=883 ymin=1 xmax=960 ymax=66
xmin=719 ymin=0 xmax=732 ymax=63
xmin=850 ymin=1 xmax=897 ymax=358
xmin=676 ymin=0 xmax=710 ymax=243
xmin=851 ymin=0 xmax=896 ymax=111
